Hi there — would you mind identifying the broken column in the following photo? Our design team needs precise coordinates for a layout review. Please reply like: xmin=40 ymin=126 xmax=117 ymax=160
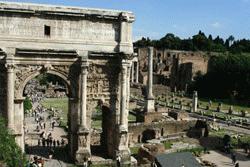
xmin=145 ymin=47 xmax=155 ymax=112
xmin=135 ymin=61 xmax=139 ymax=83
xmin=192 ymin=91 xmax=198 ymax=112
xmin=131 ymin=61 xmax=134 ymax=83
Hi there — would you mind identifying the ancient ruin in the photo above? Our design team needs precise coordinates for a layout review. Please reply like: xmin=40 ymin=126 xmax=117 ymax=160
xmin=135 ymin=47 xmax=210 ymax=91
xmin=0 ymin=1 xmax=135 ymax=165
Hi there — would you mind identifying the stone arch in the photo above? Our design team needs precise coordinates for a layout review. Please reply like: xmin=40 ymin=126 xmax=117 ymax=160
xmin=142 ymin=129 xmax=156 ymax=143
xmin=161 ymin=128 xmax=164 ymax=136
xmin=137 ymin=135 xmax=141 ymax=143
xmin=16 ymin=68 xmax=76 ymax=99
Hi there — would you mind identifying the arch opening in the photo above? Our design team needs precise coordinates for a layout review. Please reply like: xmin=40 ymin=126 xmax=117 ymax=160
xmin=90 ymin=102 xmax=113 ymax=159
xmin=22 ymin=73 xmax=73 ymax=163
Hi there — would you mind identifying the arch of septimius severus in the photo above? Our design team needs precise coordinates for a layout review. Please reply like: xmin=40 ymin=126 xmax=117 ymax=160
xmin=0 ymin=1 xmax=135 ymax=165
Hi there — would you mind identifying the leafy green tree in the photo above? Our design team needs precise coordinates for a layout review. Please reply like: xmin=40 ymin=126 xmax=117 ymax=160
xmin=0 ymin=117 xmax=26 ymax=167
xmin=190 ymin=54 xmax=250 ymax=100
xmin=156 ymin=33 xmax=181 ymax=49
xmin=23 ymin=97 xmax=32 ymax=113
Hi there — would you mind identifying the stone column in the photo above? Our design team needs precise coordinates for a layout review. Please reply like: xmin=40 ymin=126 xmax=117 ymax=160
xmin=127 ymin=61 xmax=132 ymax=108
xmin=120 ymin=61 xmax=128 ymax=132
xmin=117 ymin=60 xmax=131 ymax=163
xmin=6 ymin=64 xmax=15 ymax=130
xmin=192 ymin=91 xmax=198 ymax=112
xmin=131 ymin=61 xmax=134 ymax=83
xmin=80 ymin=61 xmax=88 ymax=130
xmin=135 ymin=61 xmax=139 ymax=83
xmin=76 ymin=56 xmax=91 ymax=165
xmin=147 ymin=47 xmax=154 ymax=98
xmin=145 ymin=47 xmax=155 ymax=112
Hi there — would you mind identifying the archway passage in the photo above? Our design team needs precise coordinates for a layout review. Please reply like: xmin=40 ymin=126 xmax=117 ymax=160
xmin=142 ymin=129 xmax=156 ymax=143
xmin=23 ymin=73 xmax=72 ymax=163
xmin=91 ymin=104 xmax=113 ymax=159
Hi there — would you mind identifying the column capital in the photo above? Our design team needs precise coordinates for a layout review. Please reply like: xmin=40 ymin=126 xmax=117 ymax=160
xmin=81 ymin=59 xmax=89 ymax=74
xmin=3 ymin=47 xmax=16 ymax=57
xmin=121 ymin=59 xmax=131 ymax=67
xmin=5 ymin=63 xmax=15 ymax=72
xmin=77 ymin=50 xmax=88 ymax=58
xmin=122 ymin=54 xmax=134 ymax=60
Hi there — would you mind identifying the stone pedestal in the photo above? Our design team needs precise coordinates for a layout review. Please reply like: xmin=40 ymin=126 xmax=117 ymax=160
xmin=137 ymin=112 xmax=162 ymax=124
xmin=75 ymin=129 xmax=91 ymax=165
xmin=145 ymin=98 xmax=155 ymax=113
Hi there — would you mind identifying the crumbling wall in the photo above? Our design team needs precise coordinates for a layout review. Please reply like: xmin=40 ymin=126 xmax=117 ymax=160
xmin=128 ymin=120 xmax=197 ymax=144
xmin=137 ymin=48 xmax=209 ymax=91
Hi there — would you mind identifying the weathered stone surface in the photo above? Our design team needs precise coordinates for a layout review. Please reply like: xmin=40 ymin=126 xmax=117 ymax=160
xmin=0 ymin=1 xmax=135 ymax=165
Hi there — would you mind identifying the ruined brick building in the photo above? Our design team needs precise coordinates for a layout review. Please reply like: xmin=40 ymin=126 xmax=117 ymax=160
xmin=135 ymin=47 xmax=210 ymax=91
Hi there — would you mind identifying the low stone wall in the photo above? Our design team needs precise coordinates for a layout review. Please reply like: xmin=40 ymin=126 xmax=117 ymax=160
xmin=128 ymin=120 xmax=197 ymax=145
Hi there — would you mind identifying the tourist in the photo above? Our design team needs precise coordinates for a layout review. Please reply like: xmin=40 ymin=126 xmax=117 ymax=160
xmin=38 ymin=139 xmax=41 ymax=146
xmin=231 ymin=152 xmax=236 ymax=164
xmin=49 ymin=137 xmax=53 ymax=147
xmin=116 ymin=154 xmax=121 ymax=167
xmin=46 ymin=138 xmax=50 ymax=147
xmin=42 ymin=138 xmax=46 ymax=147
xmin=57 ymin=140 xmax=60 ymax=147
xmin=83 ymin=157 xmax=88 ymax=167
xmin=52 ymin=120 xmax=56 ymax=130
xmin=43 ymin=122 xmax=46 ymax=129
xmin=48 ymin=148 xmax=54 ymax=159
xmin=61 ymin=138 xmax=65 ymax=146
xmin=53 ymin=139 xmax=56 ymax=147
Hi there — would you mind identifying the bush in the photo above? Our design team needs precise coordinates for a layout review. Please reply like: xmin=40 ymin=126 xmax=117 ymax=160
xmin=0 ymin=117 xmax=26 ymax=167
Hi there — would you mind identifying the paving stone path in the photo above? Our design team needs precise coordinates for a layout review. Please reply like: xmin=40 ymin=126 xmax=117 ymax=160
xmin=25 ymin=102 xmax=73 ymax=167
xmin=201 ymin=150 xmax=250 ymax=167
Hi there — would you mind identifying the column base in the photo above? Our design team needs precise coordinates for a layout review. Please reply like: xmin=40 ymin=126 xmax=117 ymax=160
xmin=116 ymin=149 xmax=131 ymax=166
xmin=75 ymin=148 xmax=91 ymax=165
xmin=119 ymin=125 xmax=128 ymax=133
xmin=145 ymin=98 xmax=155 ymax=112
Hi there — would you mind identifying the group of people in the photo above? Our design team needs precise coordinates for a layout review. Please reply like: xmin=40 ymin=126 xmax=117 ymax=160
xmin=38 ymin=136 xmax=65 ymax=148
xmin=27 ymin=156 xmax=45 ymax=167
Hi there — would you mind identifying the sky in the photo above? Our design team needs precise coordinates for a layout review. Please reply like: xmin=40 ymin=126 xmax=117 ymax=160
xmin=2 ymin=0 xmax=250 ymax=41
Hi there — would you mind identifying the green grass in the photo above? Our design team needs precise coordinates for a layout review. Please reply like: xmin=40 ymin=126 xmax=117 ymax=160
xmin=199 ymin=98 xmax=250 ymax=113
xmin=92 ymin=120 xmax=102 ymax=129
xmin=41 ymin=97 xmax=68 ymax=125
xmin=164 ymin=141 xmax=172 ymax=149
xmin=130 ymin=146 xmax=140 ymax=155
xmin=128 ymin=113 xmax=136 ymax=122
xmin=177 ymin=147 xmax=204 ymax=156
xmin=155 ymin=94 xmax=250 ymax=114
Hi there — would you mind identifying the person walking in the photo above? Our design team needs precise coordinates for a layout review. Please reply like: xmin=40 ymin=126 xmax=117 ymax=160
xmin=53 ymin=139 xmax=56 ymax=148
xmin=231 ymin=152 xmax=236 ymax=164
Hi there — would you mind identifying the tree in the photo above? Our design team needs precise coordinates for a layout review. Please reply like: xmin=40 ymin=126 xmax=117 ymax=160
xmin=0 ymin=117 xmax=26 ymax=167
xmin=156 ymin=33 xmax=182 ymax=49
xmin=192 ymin=31 xmax=210 ymax=51
xmin=23 ymin=97 xmax=32 ymax=113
